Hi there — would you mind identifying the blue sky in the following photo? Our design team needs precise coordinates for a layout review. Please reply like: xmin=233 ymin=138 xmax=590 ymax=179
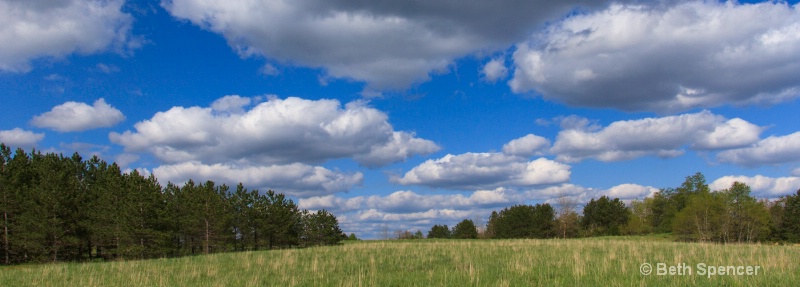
xmin=2 ymin=0 xmax=800 ymax=238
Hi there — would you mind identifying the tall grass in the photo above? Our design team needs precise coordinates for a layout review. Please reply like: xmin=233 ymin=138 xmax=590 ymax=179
xmin=1 ymin=237 xmax=797 ymax=286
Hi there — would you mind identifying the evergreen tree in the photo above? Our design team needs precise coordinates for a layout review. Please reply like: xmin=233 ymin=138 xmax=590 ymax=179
xmin=491 ymin=204 xmax=556 ymax=239
xmin=453 ymin=219 xmax=478 ymax=239
xmin=582 ymin=196 xmax=629 ymax=236
xmin=0 ymin=145 xmax=346 ymax=265
xmin=124 ymin=170 xmax=168 ymax=258
xmin=229 ymin=183 xmax=254 ymax=251
xmin=301 ymin=209 xmax=343 ymax=246
xmin=0 ymin=144 xmax=13 ymax=264
xmin=781 ymin=190 xmax=800 ymax=242
xmin=427 ymin=224 xmax=451 ymax=239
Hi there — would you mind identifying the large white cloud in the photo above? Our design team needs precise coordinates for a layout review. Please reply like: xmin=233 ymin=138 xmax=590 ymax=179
xmin=0 ymin=0 xmax=138 ymax=72
xmin=510 ymin=1 xmax=800 ymax=112
xmin=0 ymin=128 xmax=45 ymax=148
xmin=710 ymin=175 xmax=800 ymax=198
xmin=110 ymin=96 xmax=438 ymax=167
xmin=550 ymin=111 xmax=764 ymax=162
xmin=161 ymin=0 xmax=625 ymax=91
xmin=31 ymin=98 xmax=125 ymax=132
xmin=153 ymin=161 xmax=363 ymax=197
xmin=391 ymin=152 xmax=570 ymax=190
xmin=717 ymin=132 xmax=800 ymax=166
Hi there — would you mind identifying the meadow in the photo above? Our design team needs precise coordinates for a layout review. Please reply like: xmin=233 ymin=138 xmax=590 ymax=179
xmin=1 ymin=236 xmax=798 ymax=286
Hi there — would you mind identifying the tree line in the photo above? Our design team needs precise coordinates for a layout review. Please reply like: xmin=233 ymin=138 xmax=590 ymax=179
xmin=415 ymin=172 xmax=800 ymax=243
xmin=0 ymin=144 xmax=344 ymax=265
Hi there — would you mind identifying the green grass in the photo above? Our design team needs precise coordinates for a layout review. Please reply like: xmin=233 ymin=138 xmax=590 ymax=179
xmin=1 ymin=237 xmax=798 ymax=286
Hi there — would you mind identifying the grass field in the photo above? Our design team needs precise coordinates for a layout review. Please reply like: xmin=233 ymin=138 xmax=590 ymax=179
xmin=1 ymin=236 xmax=798 ymax=286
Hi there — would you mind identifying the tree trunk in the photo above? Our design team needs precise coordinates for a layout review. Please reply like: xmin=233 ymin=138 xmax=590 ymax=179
xmin=1 ymin=164 xmax=7 ymax=264
xmin=204 ymin=218 xmax=210 ymax=254
xmin=3 ymin=208 xmax=8 ymax=264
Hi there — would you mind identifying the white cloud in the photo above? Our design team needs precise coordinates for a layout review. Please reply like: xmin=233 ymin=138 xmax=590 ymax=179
xmin=710 ymin=175 xmax=800 ymax=198
xmin=481 ymin=58 xmax=508 ymax=82
xmin=210 ymin=95 xmax=252 ymax=114
xmin=115 ymin=153 xmax=140 ymax=168
xmin=391 ymin=152 xmax=570 ymax=190
xmin=509 ymin=1 xmax=800 ymax=112
xmin=717 ymin=132 xmax=800 ymax=167
xmin=0 ymin=0 xmax=138 ymax=72
xmin=153 ymin=161 xmax=363 ymax=197
xmin=110 ymin=96 xmax=438 ymax=167
xmin=354 ymin=131 xmax=440 ymax=168
xmin=300 ymin=188 xmax=517 ymax=214
xmin=161 ymin=0 xmax=620 ymax=91
xmin=558 ymin=115 xmax=600 ymax=131
xmin=31 ymin=98 xmax=125 ymax=132
xmin=550 ymin=111 xmax=764 ymax=162
xmin=604 ymin=183 xmax=658 ymax=200
xmin=526 ymin=183 xmax=656 ymax=204
xmin=0 ymin=128 xmax=45 ymax=148
xmin=502 ymin=134 xmax=550 ymax=157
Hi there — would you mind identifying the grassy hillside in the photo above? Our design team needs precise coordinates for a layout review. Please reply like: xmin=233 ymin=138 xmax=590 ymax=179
xmin=1 ymin=237 xmax=798 ymax=286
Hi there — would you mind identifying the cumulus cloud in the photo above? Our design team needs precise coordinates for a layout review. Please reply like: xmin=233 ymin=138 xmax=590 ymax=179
xmin=0 ymin=0 xmax=138 ymax=72
xmin=354 ymin=131 xmax=441 ymax=168
xmin=300 ymin=188 xmax=517 ymax=214
xmin=161 ymin=0 xmax=624 ymax=91
xmin=210 ymin=95 xmax=252 ymax=114
xmin=0 ymin=128 xmax=45 ymax=148
xmin=391 ymin=152 xmax=570 ymax=190
xmin=502 ymin=134 xmax=550 ymax=157
xmin=114 ymin=153 xmax=140 ymax=169
xmin=110 ymin=96 xmax=438 ymax=167
xmin=526 ymin=183 xmax=657 ymax=204
xmin=710 ymin=175 xmax=800 ymax=198
xmin=509 ymin=1 xmax=800 ymax=112
xmin=31 ymin=98 xmax=125 ymax=132
xmin=603 ymin=183 xmax=659 ymax=200
xmin=481 ymin=58 xmax=508 ymax=82
xmin=717 ymin=132 xmax=800 ymax=167
xmin=550 ymin=111 xmax=764 ymax=162
xmin=154 ymin=161 xmax=363 ymax=197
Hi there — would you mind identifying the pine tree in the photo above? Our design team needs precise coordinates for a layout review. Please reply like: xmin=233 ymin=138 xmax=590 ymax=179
xmin=0 ymin=144 xmax=12 ymax=264
xmin=453 ymin=219 xmax=478 ymax=239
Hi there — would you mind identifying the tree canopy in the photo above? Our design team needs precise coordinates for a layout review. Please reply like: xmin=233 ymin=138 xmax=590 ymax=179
xmin=0 ymin=144 xmax=344 ymax=265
